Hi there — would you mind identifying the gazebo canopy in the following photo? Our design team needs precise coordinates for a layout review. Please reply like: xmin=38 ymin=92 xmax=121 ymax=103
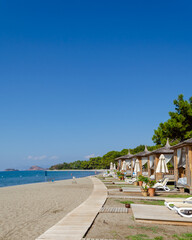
xmin=115 ymin=149 xmax=133 ymax=161
xmin=130 ymin=145 xmax=150 ymax=158
xmin=170 ymin=138 xmax=192 ymax=149
xmin=147 ymin=139 xmax=173 ymax=156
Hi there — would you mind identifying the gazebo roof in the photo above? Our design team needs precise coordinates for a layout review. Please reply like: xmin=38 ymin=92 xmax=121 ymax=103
xmin=129 ymin=145 xmax=150 ymax=158
xmin=115 ymin=149 xmax=133 ymax=161
xmin=170 ymin=138 xmax=192 ymax=149
xmin=147 ymin=139 xmax=173 ymax=155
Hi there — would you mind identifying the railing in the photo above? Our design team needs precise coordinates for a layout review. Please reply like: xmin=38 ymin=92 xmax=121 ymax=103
xmin=168 ymin=169 xmax=174 ymax=175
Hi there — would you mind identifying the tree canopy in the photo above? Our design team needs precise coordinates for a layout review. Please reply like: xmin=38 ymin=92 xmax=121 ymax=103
xmin=50 ymin=94 xmax=192 ymax=170
xmin=49 ymin=145 xmax=161 ymax=170
xmin=152 ymin=94 xmax=192 ymax=145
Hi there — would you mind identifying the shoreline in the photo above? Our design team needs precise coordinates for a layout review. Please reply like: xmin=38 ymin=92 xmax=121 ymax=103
xmin=0 ymin=170 xmax=104 ymax=189
xmin=1 ymin=169 xmax=105 ymax=172
xmin=0 ymin=177 xmax=93 ymax=240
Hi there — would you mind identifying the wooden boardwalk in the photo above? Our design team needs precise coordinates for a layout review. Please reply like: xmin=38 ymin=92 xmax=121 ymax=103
xmin=108 ymin=195 xmax=166 ymax=200
xmin=99 ymin=206 xmax=128 ymax=213
xmin=36 ymin=177 xmax=107 ymax=240
xmin=132 ymin=204 xmax=192 ymax=226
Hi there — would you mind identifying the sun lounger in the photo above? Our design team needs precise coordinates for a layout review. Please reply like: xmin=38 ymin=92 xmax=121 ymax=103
xmin=164 ymin=196 xmax=192 ymax=218
xmin=174 ymin=206 xmax=192 ymax=218
xmin=165 ymin=196 xmax=192 ymax=210
xmin=124 ymin=177 xmax=137 ymax=184
xmin=153 ymin=177 xmax=170 ymax=191
xmin=165 ymin=201 xmax=192 ymax=210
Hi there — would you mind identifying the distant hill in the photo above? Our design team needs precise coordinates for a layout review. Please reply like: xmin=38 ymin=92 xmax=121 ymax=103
xmin=5 ymin=168 xmax=19 ymax=171
xmin=28 ymin=166 xmax=48 ymax=171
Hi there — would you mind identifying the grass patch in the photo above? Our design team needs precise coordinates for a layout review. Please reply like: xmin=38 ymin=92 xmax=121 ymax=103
xmin=126 ymin=234 xmax=149 ymax=240
xmin=126 ymin=234 xmax=163 ymax=240
xmin=165 ymin=195 xmax=192 ymax=198
xmin=127 ymin=225 xmax=135 ymax=229
xmin=139 ymin=226 xmax=159 ymax=233
xmin=117 ymin=199 xmax=164 ymax=206
xmin=173 ymin=233 xmax=192 ymax=240
xmin=120 ymin=200 xmax=134 ymax=204
xmin=139 ymin=200 xmax=164 ymax=206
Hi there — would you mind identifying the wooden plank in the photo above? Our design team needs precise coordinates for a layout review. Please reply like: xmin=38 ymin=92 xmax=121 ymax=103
xmin=99 ymin=207 xmax=128 ymax=213
xmin=147 ymin=157 xmax=150 ymax=177
xmin=136 ymin=219 xmax=192 ymax=226
xmin=188 ymin=146 xmax=192 ymax=193
xmin=174 ymin=149 xmax=178 ymax=182
xmin=132 ymin=204 xmax=192 ymax=225
xmin=36 ymin=177 xmax=107 ymax=240
xmin=138 ymin=157 xmax=142 ymax=176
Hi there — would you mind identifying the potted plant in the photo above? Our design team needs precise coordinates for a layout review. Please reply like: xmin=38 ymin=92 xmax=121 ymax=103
xmin=141 ymin=184 xmax=148 ymax=197
xmin=140 ymin=176 xmax=149 ymax=197
xmin=137 ymin=175 xmax=144 ymax=186
xmin=116 ymin=171 xmax=124 ymax=180
xmin=134 ymin=181 xmax=139 ymax=186
xmin=147 ymin=179 xmax=156 ymax=197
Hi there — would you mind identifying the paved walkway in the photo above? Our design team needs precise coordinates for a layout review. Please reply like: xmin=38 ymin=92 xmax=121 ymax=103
xmin=36 ymin=177 xmax=107 ymax=240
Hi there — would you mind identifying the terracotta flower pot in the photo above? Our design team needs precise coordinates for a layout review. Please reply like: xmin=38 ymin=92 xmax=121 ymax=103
xmin=141 ymin=189 xmax=148 ymax=197
xmin=134 ymin=181 xmax=138 ymax=186
xmin=139 ymin=181 xmax=143 ymax=186
xmin=119 ymin=176 xmax=124 ymax=180
xmin=148 ymin=188 xmax=155 ymax=197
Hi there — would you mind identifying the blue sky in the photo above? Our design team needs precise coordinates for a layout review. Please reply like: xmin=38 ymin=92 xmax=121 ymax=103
xmin=0 ymin=0 xmax=192 ymax=170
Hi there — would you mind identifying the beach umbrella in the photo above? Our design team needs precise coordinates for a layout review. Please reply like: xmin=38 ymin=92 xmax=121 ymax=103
xmin=113 ymin=163 xmax=116 ymax=170
xmin=121 ymin=161 xmax=127 ymax=171
xmin=110 ymin=162 xmax=113 ymax=170
xmin=134 ymin=159 xmax=140 ymax=174
xmin=156 ymin=154 xmax=169 ymax=173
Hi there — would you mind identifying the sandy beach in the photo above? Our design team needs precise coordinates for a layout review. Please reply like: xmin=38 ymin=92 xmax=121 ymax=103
xmin=0 ymin=177 xmax=93 ymax=240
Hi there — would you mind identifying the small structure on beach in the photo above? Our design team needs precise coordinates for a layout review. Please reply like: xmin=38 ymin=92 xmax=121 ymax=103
xmin=115 ymin=149 xmax=133 ymax=171
xmin=146 ymin=139 xmax=174 ymax=180
xmin=170 ymin=138 xmax=192 ymax=193
xmin=129 ymin=146 xmax=150 ymax=176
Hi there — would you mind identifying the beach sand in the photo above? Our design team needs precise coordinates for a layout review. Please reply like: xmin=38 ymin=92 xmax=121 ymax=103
xmin=85 ymin=198 xmax=192 ymax=240
xmin=0 ymin=177 xmax=93 ymax=240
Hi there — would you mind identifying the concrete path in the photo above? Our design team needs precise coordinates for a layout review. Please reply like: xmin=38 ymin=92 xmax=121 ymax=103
xmin=36 ymin=177 xmax=107 ymax=240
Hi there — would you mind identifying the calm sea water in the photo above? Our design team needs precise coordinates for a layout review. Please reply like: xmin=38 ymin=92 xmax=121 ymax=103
xmin=0 ymin=170 xmax=100 ymax=187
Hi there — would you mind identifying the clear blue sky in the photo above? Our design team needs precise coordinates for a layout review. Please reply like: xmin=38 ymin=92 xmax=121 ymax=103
xmin=0 ymin=0 xmax=192 ymax=170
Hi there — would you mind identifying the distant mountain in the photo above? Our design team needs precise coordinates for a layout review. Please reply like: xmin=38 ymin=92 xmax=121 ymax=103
xmin=5 ymin=168 xmax=19 ymax=171
xmin=28 ymin=166 xmax=48 ymax=171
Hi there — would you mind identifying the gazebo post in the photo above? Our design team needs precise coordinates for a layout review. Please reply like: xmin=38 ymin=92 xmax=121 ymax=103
xmin=131 ymin=158 xmax=133 ymax=177
xmin=174 ymin=149 xmax=178 ymax=185
xmin=154 ymin=154 xmax=158 ymax=179
xmin=138 ymin=157 xmax=142 ymax=176
xmin=147 ymin=156 xmax=150 ymax=177
xmin=188 ymin=146 xmax=192 ymax=194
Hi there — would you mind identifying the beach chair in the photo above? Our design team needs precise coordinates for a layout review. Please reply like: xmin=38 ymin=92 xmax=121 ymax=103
xmin=153 ymin=177 xmax=170 ymax=191
xmin=164 ymin=196 xmax=192 ymax=210
xmin=166 ymin=200 xmax=192 ymax=218
xmin=124 ymin=177 xmax=137 ymax=184
xmin=174 ymin=206 xmax=192 ymax=218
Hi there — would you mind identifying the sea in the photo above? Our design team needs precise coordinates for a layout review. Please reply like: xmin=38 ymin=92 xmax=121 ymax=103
xmin=0 ymin=170 xmax=100 ymax=188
